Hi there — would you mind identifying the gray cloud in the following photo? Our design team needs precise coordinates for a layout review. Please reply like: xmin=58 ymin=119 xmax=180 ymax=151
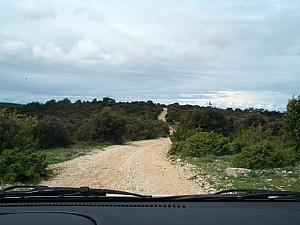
xmin=0 ymin=0 xmax=299 ymax=110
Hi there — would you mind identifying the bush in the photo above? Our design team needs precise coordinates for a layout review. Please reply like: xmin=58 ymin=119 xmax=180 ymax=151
xmin=284 ymin=96 xmax=300 ymax=152
xmin=181 ymin=131 xmax=230 ymax=157
xmin=35 ymin=116 xmax=71 ymax=149
xmin=0 ymin=110 xmax=37 ymax=152
xmin=125 ymin=119 xmax=169 ymax=141
xmin=76 ymin=107 xmax=126 ymax=144
xmin=180 ymin=108 xmax=233 ymax=134
xmin=0 ymin=148 xmax=48 ymax=183
xmin=232 ymin=140 xmax=297 ymax=169
xmin=242 ymin=113 xmax=266 ymax=128
xmin=230 ymin=125 xmax=273 ymax=153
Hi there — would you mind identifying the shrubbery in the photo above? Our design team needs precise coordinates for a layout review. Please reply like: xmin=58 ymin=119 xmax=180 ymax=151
xmin=125 ymin=119 xmax=169 ymax=141
xmin=170 ymin=131 xmax=230 ymax=157
xmin=169 ymin=97 xmax=300 ymax=169
xmin=76 ymin=107 xmax=126 ymax=144
xmin=0 ymin=111 xmax=48 ymax=183
xmin=0 ymin=110 xmax=37 ymax=152
xmin=180 ymin=108 xmax=233 ymax=134
xmin=230 ymin=125 xmax=273 ymax=153
xmin=35 ymin=116 xmax=71 ymax=149
xmin=0 ymin=149 xmax=48 ymax=183
xmin=232 ymin=140 xmax=297 ymax=169
xmin=284 ymin=96 xmax=300 ymax=154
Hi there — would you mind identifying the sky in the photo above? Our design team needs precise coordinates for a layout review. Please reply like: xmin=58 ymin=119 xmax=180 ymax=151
xmin=0 ymin=0 xmax=299 ymax=111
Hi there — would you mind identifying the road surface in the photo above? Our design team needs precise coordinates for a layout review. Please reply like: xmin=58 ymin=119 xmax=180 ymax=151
xmin=41 ymin=109 xmax=210 ymax=195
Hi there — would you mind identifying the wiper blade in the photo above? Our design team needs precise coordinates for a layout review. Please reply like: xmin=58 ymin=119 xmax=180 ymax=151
xmin=215 ymin=189 xmax=300 ymax=200
xmin=0 ymin=185 xmax=151 ymax=199
xmin=160 ymin=189 xmax=300 ymax=201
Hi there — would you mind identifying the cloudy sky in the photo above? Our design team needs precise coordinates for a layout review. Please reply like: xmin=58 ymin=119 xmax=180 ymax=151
xmin=0 ymin=0 xmax=299 ymax=110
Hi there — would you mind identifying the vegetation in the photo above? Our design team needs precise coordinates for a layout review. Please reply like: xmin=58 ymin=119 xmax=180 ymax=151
xmin=181 ymin=155 xmax=300 ymax=191
xmin=0 ymin=149 xmax=47 ymax=184
xmin=172 ymin=131 xmax=230 ymax=157
xmin=232 ymin=140 xmax=296 ymax=169
xmin=169 ymin=96 xmax=299 ymax=170
xmin=1 ymin=95 xmax=299 ymax=188
xmin=284 ymin=96 xmax=300 ymax=155
xmin=44 ymin=143 xmax=108 ymax=165
xmin=0 ymin=98 xmax=169 ymax=184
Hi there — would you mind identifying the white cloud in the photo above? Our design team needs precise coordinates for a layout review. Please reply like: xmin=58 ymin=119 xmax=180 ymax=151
xmin=176 ymin=91 xmax=291 ymax=111
xmin=0 ymin=41 xmax=27 ymax=55
xmin=31 ymin=39 xmax=129 ymax=66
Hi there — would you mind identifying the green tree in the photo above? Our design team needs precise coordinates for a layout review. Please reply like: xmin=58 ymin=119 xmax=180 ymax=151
xmin=180 ymin=108 xmax=233 ymax=135
xmin=242 ymin=113 xmax=266 ymax=128
xmin=0 ymin=110 xmax=37 ymax=152
xmin=35 ymin=116 xmax=71 ymax=149
xmin=284 ymin=96 xmax=300 ymax=152
xmin=77 ymin=107 xmax=126 ymax=144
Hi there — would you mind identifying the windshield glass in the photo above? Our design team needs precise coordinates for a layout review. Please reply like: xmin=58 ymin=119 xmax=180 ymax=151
xmin=0 ymin=0 xmax=299 ymax=195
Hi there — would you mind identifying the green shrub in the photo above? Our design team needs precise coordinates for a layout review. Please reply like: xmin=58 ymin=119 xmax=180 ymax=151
xmin=35 ymin=116 xmax=71 ymax=149
xmin=230 ymin=125 xmax=273 ymax=153
xmin=181 ymin=131 xmax=230 ymax=157
xmin=284 ymin=96 xmax=300 ymax=153
xmin=0 ymin=110 xmax=37 ymax=152
xmin=76 ymin=107 xmax=126 ymax=144
xmin=0 ymin=149 xmax=48 ymax=183
xmin=180 ymin=108 xmax=233 ymax=135
xmin=125 ymin=119 xmax=169 ymax=141
xmin=170 ymin=127 xmax=201 ymax=142
xmin=232 ymin=140 xmax=297 ymax=169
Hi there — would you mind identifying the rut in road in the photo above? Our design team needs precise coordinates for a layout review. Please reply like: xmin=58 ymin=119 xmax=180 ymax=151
xmin=41 ymin=108 xmax=211 ymax=195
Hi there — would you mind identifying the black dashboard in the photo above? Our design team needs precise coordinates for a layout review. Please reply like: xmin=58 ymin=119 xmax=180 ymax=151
xmin=1 ymin=200 xmax=299 ymax=225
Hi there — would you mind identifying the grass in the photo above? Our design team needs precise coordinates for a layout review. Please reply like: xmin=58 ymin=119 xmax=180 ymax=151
xmin=43 ymin=142 xmax=109 ymax=164
xmin=179 ymin=155 xmax=300 ymax=192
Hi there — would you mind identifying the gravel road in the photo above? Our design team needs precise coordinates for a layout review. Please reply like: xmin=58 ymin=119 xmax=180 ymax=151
xmin=41 ymin=138 xmax=211 ymax=195
xmin=41 ymin=108 xmax=211 ymax=195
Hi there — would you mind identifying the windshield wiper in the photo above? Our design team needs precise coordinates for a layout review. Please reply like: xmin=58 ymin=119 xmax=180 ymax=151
xmin=160 ymin=189 xmax=300 ymax=201
xmin=0 ymin=185 xmax=151 ymax=199
xmin=1 ymin=186 xmax=299 ymax=202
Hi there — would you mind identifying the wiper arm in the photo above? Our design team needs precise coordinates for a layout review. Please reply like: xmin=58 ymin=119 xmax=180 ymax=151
xmin=159 ymin=189 xmax=300 ymax=201
xmin=0 ymin=185 xmax=151 ymax=199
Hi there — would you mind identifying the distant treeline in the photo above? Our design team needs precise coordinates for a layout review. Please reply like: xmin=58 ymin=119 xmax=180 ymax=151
xmin=0 ymin=98 xmax=169 ymax=183
xmin=168 ymin=96 xmax=300 ymax=169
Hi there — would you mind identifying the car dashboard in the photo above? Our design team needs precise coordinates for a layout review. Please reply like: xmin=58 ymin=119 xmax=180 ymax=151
xmin=0 ymin=200 xmax=299 ymax=225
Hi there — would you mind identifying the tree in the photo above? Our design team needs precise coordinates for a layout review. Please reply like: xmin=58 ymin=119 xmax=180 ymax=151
xmin=103 ymin=97 xmax=116 ymax=105
xmin=242 ymin=113 xmax=266 ymax=128
xmin=0 ymin=110 xmax=37 ymax=152
xmin=284 ymin=96 xmax=300 ymax=152
xmin=77 ymin=107 xmax=126 ymax=144
xmin=35 ymin=116 xmax=71 ymax=149
xmin=180 ymin=108 xmax=233 ymax=134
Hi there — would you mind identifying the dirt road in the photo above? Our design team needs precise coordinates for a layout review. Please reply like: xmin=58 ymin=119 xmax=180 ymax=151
xmin=42 ymin=138 xmax=210 ymax=195
xmin=158 ymin=107 xmax=168 ymax=122
xmin=41 ymin=109 xmax=211 ymax=195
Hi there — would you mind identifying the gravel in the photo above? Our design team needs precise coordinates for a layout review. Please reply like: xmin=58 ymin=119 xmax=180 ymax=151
xmin=41 ymin=138 xmax=211 ymax=195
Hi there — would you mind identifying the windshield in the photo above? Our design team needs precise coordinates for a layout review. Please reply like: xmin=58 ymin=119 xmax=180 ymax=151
xmin=0 ymin=0 xmax=299 ymax=196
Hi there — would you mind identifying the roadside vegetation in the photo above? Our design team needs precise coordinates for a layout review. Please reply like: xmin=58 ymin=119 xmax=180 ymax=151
xmin=168 ymin=96 xmax=300 ymax=191
xmin=0 ymin=98 xmax=169 ymax=184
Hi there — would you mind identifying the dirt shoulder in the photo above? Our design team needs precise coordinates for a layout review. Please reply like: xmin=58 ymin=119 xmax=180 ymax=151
xmin=41 ymin=138 xmax=212 ymax=195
